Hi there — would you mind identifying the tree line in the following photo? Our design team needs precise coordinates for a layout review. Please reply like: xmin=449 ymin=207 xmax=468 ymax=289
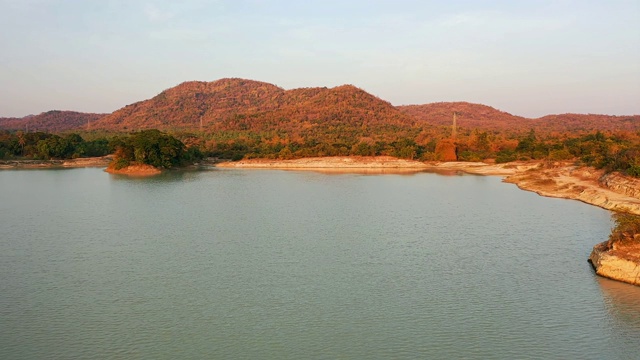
xmin=1 ymin=127 xmax=638 ymax=177
xmin=0 ymin=130 xmax=111 ymax=159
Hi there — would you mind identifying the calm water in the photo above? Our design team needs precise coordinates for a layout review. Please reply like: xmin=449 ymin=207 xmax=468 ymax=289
xmin=1 ymin=168 xmax=639 ymax=359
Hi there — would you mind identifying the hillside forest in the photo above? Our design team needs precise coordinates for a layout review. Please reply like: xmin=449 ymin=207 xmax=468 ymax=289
xmin=0 ymin=78 xmax=638 ymax=175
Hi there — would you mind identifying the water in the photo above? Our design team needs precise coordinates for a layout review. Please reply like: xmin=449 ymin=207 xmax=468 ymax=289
xmin=1 ymin=168 xmax=639 ymax=359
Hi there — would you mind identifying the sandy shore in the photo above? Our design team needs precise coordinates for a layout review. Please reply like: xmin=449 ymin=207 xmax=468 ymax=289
xmin=0 ymin=156 xmax=112 ymax=169
xmin=217 ymin=156 xmax=430 ymax=170
xmin=217 ymin=156 xmax=538 ymax=175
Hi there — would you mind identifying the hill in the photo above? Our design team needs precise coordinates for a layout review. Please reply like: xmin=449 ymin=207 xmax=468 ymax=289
xmin=0 ymin=111 xmax=106 ymax=132
xmin=93 ymin=79 xmax=286 ymax=130
xmin=399 ymin=102 xmax=640 ymax=134
xmin=531 ymin=113 xmax=640 ymax=133
xmin=1 ymin=79 xmax=638 ymax=171
xmin=90 ymin=78 xmax=414 ymax=135
xmin=399 ymin=102 xmax=528 ymax=133
xmin=4 ymin=80 xmax=637 ymax=137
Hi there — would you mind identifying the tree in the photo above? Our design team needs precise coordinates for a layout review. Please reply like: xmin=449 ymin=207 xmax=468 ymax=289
xmin=516 ymin=129 xmax=537 ymax=158
xmin=16 ymin=131 xmax=26 ymax=156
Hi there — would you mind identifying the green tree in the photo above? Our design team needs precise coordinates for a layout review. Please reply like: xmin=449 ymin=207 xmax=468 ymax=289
xmin=16 ymin=131 xmax=26 ymax=156
xmin=110 ymin=130 xmax=189 ymax=169
xmin=516 ymin=129 xmax=537 ymax=158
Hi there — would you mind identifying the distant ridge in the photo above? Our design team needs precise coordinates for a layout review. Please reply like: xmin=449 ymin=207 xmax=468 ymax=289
xmin=2 ymin=78 xmax=638 ymax=134
xmin=399 ymin=102 xmax=528 ymax=132
xmin=399 ymin=102 xmax=640 ymax=133
xmin=0 ymin=111 xmax=106 ymax=132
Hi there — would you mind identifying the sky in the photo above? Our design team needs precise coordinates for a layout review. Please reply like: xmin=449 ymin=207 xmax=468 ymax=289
xmin=0 ymin=0 xmax=639 ymax=118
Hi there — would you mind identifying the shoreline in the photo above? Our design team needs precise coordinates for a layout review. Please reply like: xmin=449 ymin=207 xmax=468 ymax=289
xmin=218 ymin=156 xmax=640 ymax=286
xmin=216 ymin=156 xmax=430 ymax=170
xmin=0 ymin=156 xmax=112 ymax=169
xmin=3 ymin=155 xmax=639 ymax=285
xmin=3 ymin=156 xmax=639 ymax=215
xmin=218 ymin=157 xmax=640 ymax=214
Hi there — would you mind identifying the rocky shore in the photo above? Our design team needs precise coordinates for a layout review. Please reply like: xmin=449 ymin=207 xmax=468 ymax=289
xmin=503 ymin=162 xmax=640 ymax=215
xmin=589 ymin=241 xmax=640 ymax=286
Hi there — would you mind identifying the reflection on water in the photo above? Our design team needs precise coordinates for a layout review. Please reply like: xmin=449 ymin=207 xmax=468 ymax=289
xmin=596 ymin=277 xmax=640 ymax=359
xmin=108 ymin=167 xmax=217 ymax=182
xmin=598 ymin=276 xmax=640 ymax=325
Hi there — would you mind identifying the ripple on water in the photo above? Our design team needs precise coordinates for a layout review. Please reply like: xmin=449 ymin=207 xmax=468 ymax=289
xmin=0 ymin=168 xmax=636 ymax=359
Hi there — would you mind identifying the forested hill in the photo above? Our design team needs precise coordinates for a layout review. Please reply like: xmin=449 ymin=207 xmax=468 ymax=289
xmin=2 ymin=78 xmax=639 ymax=135
xmin=2 ymin=78 xmax=639 ymax=174
xmin=398 ymin=102 xmax=528 ymax=133
xmin=89 ymin=78 xmax=415 ymax=135
xmin=531 ymin=113 xmax=640 ymax=133
xmin=399 ymin=103 xmax=640 ymax=133
xmin=0 ymin=111 xmax=106 ymax=132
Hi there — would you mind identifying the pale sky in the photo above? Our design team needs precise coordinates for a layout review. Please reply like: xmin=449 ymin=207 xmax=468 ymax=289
xmin=1 ymin=0 xmax=638 ymax=118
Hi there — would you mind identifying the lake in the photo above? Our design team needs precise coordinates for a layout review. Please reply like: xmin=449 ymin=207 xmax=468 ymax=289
xmin=1 ymin=167 xmax=639 ymax=359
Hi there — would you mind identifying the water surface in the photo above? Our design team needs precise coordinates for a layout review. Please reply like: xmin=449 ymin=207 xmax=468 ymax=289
xmin=1 ymin=168 xmax=639 ymax=359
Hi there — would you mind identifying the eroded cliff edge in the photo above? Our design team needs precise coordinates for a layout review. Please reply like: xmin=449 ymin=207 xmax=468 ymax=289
xmin=589 ymin=240 xmax=640 ymax=286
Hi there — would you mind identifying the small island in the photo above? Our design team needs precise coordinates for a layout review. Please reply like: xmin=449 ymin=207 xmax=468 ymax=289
xmin=105 ymin=130 xmax=201 ymax=176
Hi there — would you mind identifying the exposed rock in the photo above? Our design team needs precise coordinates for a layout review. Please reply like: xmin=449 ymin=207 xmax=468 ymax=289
xmin=599 ymin=172 xmax=640 ymax=199
xmin=589 ymin=241 xmax=640 ymax=286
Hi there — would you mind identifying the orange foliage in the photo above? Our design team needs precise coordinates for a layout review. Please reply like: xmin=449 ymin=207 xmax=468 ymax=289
xmin=0 ymin=111 xmax=106 ymax=132
xmin=435 ymin=139 xmax=457 ymax=161
xmin=400 ymin=102 xmax=640 ymax=135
